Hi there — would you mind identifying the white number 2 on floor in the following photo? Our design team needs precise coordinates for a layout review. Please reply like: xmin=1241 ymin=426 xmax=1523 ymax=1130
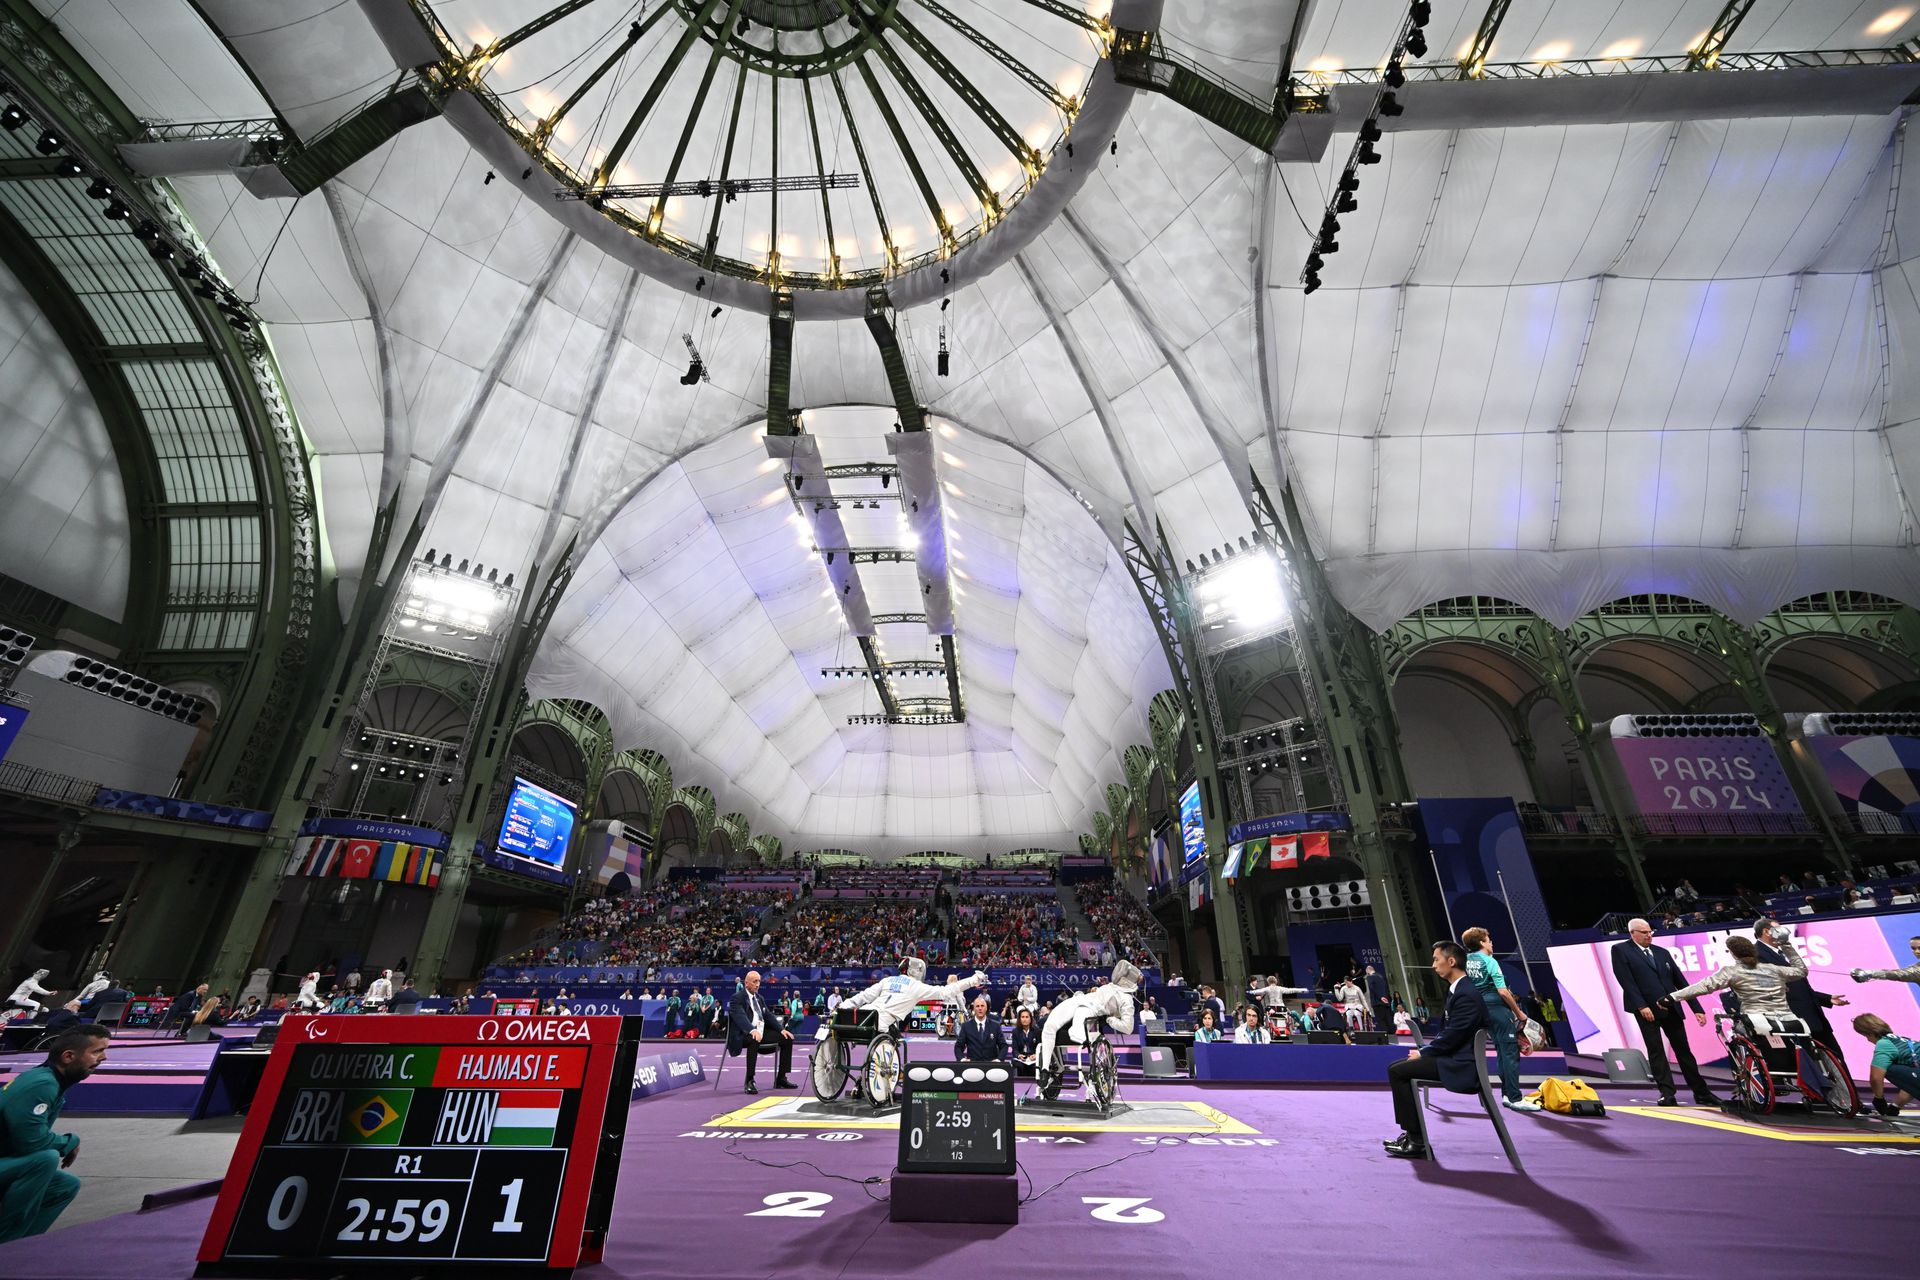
xmin=1082 ymin=1196 xmax=1163 ymax=1224
xmin=748 ymin=1191 xmax=834 ymax=1217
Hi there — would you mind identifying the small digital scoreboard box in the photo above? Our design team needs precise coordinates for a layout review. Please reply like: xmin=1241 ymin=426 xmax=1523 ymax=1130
xmin=897 ymin=1063 xmax=1016 ymax=1176
xmin=196 ymin=1015 xmax=639 ymax=1275
xmin=123 ymin=996 xmax=172 ymax=1028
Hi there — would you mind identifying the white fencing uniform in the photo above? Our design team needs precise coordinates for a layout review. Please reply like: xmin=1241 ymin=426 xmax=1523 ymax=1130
xmin=1037 ymin=963 xmax=1141 ymax=1076
xmin=364 ymin=971 xmax=394 ymax=1006
xmin=76 ymin=973 xmax=111 ymax=1005
xmin=6 ymin=970 xmax=53 ymax=1015
xmin=835 ymin=963 xmax=985 ymax=1034
xmin=294 ymin=973 xmax=327 ymax=1012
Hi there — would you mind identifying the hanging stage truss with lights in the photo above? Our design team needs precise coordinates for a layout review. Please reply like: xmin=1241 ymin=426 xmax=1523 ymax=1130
xmin=556 ymin=172 xmax=859 ymax=202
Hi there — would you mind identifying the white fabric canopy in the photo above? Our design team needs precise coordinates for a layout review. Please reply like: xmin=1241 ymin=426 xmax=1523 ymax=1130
xmin=13 ymin=0 xmax=1920 ymax=849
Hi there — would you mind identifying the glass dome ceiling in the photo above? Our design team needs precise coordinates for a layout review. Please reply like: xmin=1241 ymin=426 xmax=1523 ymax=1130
xmin=420 ymin=0 xmax=1112 ymax=288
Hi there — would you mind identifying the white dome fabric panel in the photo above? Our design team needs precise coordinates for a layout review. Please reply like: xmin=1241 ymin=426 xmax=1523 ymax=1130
xmin=525 ymin=409 xmax=1168 ymax=855
xmin=0 ymin=258 xmax=129 ymax=621
xmin=1268 ymin=114 xmax=1920 ymax=628
xmin=135 ymin=0 xmax=1920 ymax=851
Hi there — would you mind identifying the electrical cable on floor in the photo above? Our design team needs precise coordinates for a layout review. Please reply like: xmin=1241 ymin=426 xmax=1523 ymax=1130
xmin=1017 ymin=1144 xmax=1154 ymax=1205
xmin=721 ymin=1139 xmax=890 ymax=1202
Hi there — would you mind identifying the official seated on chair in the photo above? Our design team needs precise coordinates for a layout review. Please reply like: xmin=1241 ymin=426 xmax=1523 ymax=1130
xmin=1382 ymin=941 xmax=1489 ymax=1161
xmin=954 ymin=995 xmax=1002 ymax=1063
xmin=726 ymin=971 xmax=794 ymax=1095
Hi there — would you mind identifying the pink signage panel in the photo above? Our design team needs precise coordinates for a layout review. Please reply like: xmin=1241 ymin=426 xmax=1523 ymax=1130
xmin=1611 ymin=735 xmax=1801 ymax=816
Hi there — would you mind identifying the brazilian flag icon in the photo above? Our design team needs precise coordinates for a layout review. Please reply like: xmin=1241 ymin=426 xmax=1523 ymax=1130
xmin=345 ymin=1092 xmax=409 ymax=1144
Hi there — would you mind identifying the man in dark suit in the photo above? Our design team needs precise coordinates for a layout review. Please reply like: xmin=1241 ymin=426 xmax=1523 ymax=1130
xmin=1383 ymin=941 xmax=1490 ymax=1159
xmin=726 ymin=971 xmax=794 ymax=1094
xmin=1365 ymin=964 xmax=1393 ymax=1033
xmin=1610 ymin=918 xmax=1718 ymax=1106
xmin=1754 ymin=919 xmax=1849 ymax=1071
xmin=954 ymin=995 xmax=1003 ymax=1063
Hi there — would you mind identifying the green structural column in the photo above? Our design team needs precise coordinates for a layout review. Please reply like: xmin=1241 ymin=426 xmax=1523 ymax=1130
xmin=203 ymin=496 xmax=422 ymax=997
xmin=1258 ymin=484 xmax=1434 ymax=1002
xmin=1119 ymin=525 xmax=1251 ymax=995
xmin=0 ymin=825 xmax=79 ymax=978
xmin=1530 ymin=620 xmax=1655 ymax=908
xmin=1705 ymin=616 xmax=1852 ymax=871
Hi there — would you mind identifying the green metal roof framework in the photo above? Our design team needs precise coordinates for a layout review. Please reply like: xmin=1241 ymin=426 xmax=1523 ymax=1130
xmin=0 ymin=3 xmax=327 ymax=808
xmin=412 ymin=0 xmax=1107 ymax=288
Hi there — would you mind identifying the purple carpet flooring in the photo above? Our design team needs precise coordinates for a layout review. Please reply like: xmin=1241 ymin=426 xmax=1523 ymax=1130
xmin=0 ymin=1046 xmax=1911 ymax=1279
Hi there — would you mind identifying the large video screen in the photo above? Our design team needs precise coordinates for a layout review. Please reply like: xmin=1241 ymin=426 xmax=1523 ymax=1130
xmin=1546 ymin=911 xmax=1920 ymax=1074
xmin=496 ymin=777 xmax=578 ymax=870
xmin=1178 ymin=782 xmax=1206 ymax=866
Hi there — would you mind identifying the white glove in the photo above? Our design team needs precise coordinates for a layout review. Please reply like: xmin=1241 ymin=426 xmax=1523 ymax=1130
xmin=971 ymin=971 xmax=987 ymax=987
xmin=814 ymin=1027 xmax=830 ymax=1041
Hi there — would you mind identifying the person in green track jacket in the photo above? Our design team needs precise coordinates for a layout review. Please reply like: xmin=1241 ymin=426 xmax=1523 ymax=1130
xmin=0 ymin=1024 xmax=110 ymax=1242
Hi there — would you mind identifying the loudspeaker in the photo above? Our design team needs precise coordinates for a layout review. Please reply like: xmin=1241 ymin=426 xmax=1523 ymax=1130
xmin=1142 ymin=1045 xmax=1177 ymax=1077
xmin=1353 ymin=1030 xmax=1387 ymax=1045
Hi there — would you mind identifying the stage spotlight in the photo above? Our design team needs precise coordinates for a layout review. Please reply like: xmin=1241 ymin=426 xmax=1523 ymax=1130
xmin=1410 ymin=1 xmax=1431 ymax=26
xmin=1302 ymin=273 xmax=1322 ymax=295
xmin=104 ymin=200 xmax=131 ymax=221
xmin=1384 ymin=62 xmax=1405 ymax=88
xmin=34 ymin=131 xmax=60 ymax=155
xmin=133 ymin=222 xmax=159 ymax=241
xmin=56 ymin=158 xmax=82 ymax=177
xmin=1306 ymin=252 xmax=1324 ymax=272
xmin=1360 ymin=119 xmax=1383 ymax=144
xmin=1379 ymin=93 xmax=1404 ymax=117
xmin=86 ymin=178 xmax=113 ymax=200
xmin=1406 ymin=29 xmax=1427 ymax=58
xmin=937 ymin=350 xmax=950 ymax=376
xmin=1338 ymin=172 xmax=1359 ymax=193
xmin=1358 ymin=142 xmax=1380 ymax=164
xmin=0 ymin=105 xmax=25 ymax=131
xmin=1336 ymin=191 xmax=1358 ymax=213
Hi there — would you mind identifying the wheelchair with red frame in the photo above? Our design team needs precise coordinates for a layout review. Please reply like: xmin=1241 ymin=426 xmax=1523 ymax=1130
xmin=1715 ymin=1010 xmax=1858 ymax=1118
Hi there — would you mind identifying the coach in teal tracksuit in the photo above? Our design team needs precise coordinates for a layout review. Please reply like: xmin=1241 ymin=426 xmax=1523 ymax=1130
xmin=0 ymin=1024 xmax=110 ymax=1241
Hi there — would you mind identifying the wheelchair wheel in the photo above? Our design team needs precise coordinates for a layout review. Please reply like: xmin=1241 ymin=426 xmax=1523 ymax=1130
xmin=863 ymin=1033 xmax=902 ymax=1108
xmin=1802 ymin=1041 xmax=1859 ymax=1117
xmin=1728 ymin=1037 xmax=1775 ymax=1114
xmin=811 ymin=1036 xmax=849 ymax=1103
xmin=1087 ymin=1038 xmax=1117 ymax=1113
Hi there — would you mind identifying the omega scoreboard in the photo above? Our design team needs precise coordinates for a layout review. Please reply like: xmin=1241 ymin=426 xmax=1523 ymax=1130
xmin=897 ymin=1063 xmax=1017 ymax=1175
xmin=196 ymin=1015 xmax=639 ymax=1275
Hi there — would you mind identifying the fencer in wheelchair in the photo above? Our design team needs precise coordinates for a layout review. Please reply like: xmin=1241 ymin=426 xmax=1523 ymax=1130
xmin=1662 ymin=932 xmax=1858 ymax=1116
xmin=1035 ymin=960 xmax=1141 ymax=1104
xmin=812 ymin=956 xmax=986 ymax=1107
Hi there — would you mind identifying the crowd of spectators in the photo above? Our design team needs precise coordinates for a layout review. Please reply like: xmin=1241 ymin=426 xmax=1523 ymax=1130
xmin=1075 ymin=880 xmax=1161 ymax=965
xmin=948 ymin=892 xmax=1077 ymax=969
xmin=500 ymin=883 xmax=789 ymax=967
xmin=758 ymin=899 xmax=935 ymax=966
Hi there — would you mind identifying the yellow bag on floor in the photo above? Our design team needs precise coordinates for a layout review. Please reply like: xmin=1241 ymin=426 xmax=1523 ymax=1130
xmin=1531 ymin=1077 xmax=1605 ymax=1116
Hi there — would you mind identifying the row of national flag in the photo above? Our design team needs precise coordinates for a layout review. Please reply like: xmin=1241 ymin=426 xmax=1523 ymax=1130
xmin=287 ymin=835 xmax=445 ymax=887
xmin=1221 ymin=832 xmax=1331 ymax=880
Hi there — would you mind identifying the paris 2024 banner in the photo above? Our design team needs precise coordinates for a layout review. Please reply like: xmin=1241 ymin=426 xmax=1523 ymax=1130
xmin=1547 ymin=911 xmax=1920 ymax=1075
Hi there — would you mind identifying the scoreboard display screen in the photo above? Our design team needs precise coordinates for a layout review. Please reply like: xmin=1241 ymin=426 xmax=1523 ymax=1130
xmin=897 ymin=1063 xmax=1015 ymax=1176
xmin=197 ymin=1015 xmax=638 ymax=1273
xmin=123 ymin=997 xmax=172 ymax=1028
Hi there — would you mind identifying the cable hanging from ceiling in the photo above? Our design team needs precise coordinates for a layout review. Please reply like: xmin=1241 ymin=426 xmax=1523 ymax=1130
xmin=1300 ymin=1 xmax=1428 ymax=295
